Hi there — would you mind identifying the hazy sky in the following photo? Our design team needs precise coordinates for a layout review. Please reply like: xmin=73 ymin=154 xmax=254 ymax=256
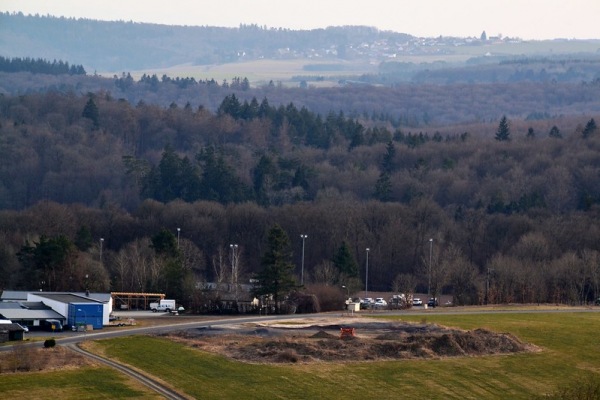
xmin=2 ymin=0 xmax=599 ymax=40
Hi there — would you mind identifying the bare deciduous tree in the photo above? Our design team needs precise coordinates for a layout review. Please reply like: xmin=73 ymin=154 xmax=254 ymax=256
xmin=311 ymin=260 xmax=339 ymax=286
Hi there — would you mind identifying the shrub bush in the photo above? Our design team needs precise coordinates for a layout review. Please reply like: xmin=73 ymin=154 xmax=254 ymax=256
xmin=306 ymin=284 xmax=344 ymax=312
xmin=43 ymin=338 xmax=56 ymax=348
xmin=288 ymin=291 xmax=320 ymax=313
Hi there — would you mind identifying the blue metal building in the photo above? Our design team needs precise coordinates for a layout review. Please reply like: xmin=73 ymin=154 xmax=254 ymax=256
xmin=68 ymin=303 xmax=103 ymax=330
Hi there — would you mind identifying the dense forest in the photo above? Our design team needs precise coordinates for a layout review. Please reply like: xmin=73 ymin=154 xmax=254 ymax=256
xmin=3 ymin=69 xmax=600 ymax=128
xmin=1 ymin=74 xmax=600 ymax=310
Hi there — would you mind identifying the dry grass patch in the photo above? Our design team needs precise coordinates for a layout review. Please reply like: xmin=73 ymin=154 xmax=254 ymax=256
xmin=0 ymin=344 xmax=96 ymax=374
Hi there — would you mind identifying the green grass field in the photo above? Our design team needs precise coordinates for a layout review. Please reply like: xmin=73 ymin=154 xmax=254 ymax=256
xmin=1 ymin=311 xmax=599 ymax=399
xmin=121 ymin=58 xmax=377 ymax=87
xmin=0 ymin=366 xmax=162 ymax=399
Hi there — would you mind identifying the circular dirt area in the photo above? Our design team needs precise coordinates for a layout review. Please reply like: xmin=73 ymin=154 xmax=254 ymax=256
xmin=163 ymin=317 xmax=536 ymax=364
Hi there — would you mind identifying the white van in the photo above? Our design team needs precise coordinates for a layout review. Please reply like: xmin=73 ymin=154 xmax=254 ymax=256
xmin=150 ymin=299 xmax=176 ymax=312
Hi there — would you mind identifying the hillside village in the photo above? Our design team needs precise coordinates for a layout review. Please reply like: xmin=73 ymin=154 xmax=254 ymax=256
xmin=263 ymin=33 xmax=518 ymax=62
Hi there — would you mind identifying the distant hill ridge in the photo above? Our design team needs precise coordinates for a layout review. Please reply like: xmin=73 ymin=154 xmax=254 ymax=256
xmin=0 ymin=12 xmax=413 ymax=71
xmin=3 ymin=12 xmax=600 ymax=76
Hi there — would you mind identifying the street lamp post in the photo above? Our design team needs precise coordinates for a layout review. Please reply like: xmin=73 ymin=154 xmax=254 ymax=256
xmin=229 ymin=244 xmax=238 ymax=294
xmin=342 ymin=285 xmax=349 ymax=298
xmin=365 ymin=248 xmax=370 ymax=299
xmin=99 ymin=238 xmax=104 ymax=263
xmin=177 ymin=228 xmax=181 ymax=248
xmin=428 ymin=238 xmax=433 ymax=297
xmin=300 ymin=234 xmax=308 ymax=285
xmin=485 ymin=268 xmax=493 ymax=305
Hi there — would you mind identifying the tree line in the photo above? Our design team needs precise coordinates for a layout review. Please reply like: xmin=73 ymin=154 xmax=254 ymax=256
xmin=0 ymin=56 xmax=86 ymax=75
xmin=2 ymin=68 xmax=600 ymax=129
xmin=1 ymin=89 xmax=600 ymax=310
xmin=2 ymin=195 xmax=600 ymax=310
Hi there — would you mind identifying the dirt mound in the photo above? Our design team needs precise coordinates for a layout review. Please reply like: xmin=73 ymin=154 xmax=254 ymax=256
xmin=310 ymin=330 xmax=337 ymax=339
xmin=166 ymin=318 xmax=535 ymax=364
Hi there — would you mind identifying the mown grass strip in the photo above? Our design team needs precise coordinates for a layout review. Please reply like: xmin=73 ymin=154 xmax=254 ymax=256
xmin=0 ymin=366 xmax=162 ymax=399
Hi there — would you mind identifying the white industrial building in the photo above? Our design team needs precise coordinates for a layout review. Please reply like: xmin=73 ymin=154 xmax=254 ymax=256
xmin=0 ymin=290 xmax=113 ymax=331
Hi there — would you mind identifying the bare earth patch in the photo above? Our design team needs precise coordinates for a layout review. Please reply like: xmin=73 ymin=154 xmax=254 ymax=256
xmin=163 ymin=317 xmax=537 ymax=364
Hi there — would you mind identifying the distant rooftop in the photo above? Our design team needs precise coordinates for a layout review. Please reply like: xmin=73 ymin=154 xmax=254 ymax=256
xmin=1 ymin=291 xmax=111 ymax=303
xmin=31 ymin=293 xmax=103 ymax=304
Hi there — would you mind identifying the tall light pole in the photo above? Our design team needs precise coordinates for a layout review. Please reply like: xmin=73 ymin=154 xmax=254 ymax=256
xmin=300 ymin=234 xmax=308 ymax=285
xmin=342 ymin=285 xmax=349 ymax=298
xmin=229 ymin=244 xmax=238 ymax=293
xmin=428 ymin=238 xmax=433 ymax=297
xmin=177 ymin=228 xmax=181 ymax=248
xmin=485 ymin=268 xmax=493 ymax=305
xmin=99 ymin=238 xmax=104 ymax=263
xmin=365 ymin=248 xmax=370 ymax=299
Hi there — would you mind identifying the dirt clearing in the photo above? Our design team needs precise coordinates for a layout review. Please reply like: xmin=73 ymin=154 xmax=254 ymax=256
xmin=163 ymin=317 xmax=537 ymax=364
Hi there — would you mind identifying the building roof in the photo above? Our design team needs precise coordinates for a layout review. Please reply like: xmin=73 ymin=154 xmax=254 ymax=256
xmin=0 ymin=308 xmax=64 ymax=320
xmin=2 ymin=291 xmax=111 ymax=303
xmin=31 ymin=293 xmax=103 ymax=304
xmin=0 ymin=323 xmax=26 ymax=332
xmin=0 ymin=290 xmax=29 ymax=301
xmin=21 ymin=301 xmax=53 ymax=310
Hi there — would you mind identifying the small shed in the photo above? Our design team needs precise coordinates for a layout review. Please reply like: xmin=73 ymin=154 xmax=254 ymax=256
xmin=0 ymin=323 xmax=26 ymax=342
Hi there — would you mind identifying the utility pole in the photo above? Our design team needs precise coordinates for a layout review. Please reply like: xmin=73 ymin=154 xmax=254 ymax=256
xmin=365 ymin=248 xmax=370 ymax=299
xmin=428 ymin=238 xmax=433 ymax=297
xmin=300 ymin=234 xmax=308 ymax=285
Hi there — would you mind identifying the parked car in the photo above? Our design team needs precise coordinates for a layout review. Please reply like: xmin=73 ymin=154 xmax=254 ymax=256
xmin=374 ymin=298 xmax=387 ymax=308
xmin=43 ymin=319 xmax=63 ymax=332
xmin=427 ymin=298 xmax=439 ymax=307
xmin=412 ymin=298 xmax=423 ymax=306
xmin=360 ymin=298 xmax=374 ymax=309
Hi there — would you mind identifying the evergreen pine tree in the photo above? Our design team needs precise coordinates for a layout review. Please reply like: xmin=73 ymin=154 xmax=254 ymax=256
xmin=548 ymin=125 xmax=562 ymax=138
xmin=583 ymin=118 xmax=597 ymax=138
xmin=495 ymin=115 xmax=511 ymax=141
xmin=253 ymin=225 xmax=298 ymax=313
xmin=333 ymin=241 xmax=359 ymax=278
xmin=82 ymin=97 xmax=99 ymax=127
xmin=374 ymin=172 xmax=392 ymax=202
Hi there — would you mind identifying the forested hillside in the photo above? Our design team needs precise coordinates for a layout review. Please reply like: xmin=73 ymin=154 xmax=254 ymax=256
xmin=1 ymin=81 xmax=600 ymax=308
xmin=2 ymin=69 xmax=600 ymax=127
